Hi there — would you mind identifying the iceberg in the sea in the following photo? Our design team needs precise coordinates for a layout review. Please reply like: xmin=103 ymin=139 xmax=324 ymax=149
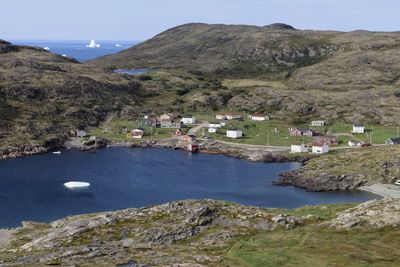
xmin=64 ymin=181 xmax=91 ymax=189
xmin=86 ymin=40 xmax=101 ymax=48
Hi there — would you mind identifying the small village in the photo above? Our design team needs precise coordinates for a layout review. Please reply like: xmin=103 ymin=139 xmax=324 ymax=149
xmin=78 ymin=111 xmax=400 ymax=155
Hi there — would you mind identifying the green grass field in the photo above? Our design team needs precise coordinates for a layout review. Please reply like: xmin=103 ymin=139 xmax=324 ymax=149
xmin=89 ymin=118 xmax=188 ymax=141
xmin=227 ymin=204 xmax=400 ymax=267
xmin=202 ymin=117 xmax=399 ymax=146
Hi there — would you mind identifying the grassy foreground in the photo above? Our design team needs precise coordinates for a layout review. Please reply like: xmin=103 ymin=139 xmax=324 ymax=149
xmin=228 ymin=226 xmax=400 ymax=267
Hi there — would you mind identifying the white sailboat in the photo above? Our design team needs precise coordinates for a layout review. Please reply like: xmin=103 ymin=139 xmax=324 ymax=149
xmin=86 ymin=40 xmax=101 ymax=48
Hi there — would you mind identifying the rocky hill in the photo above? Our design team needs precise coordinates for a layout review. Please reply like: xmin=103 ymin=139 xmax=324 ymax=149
xmin=1 ymin=198 xmax=399 ymax=266
xmin=89 ymin=23 xmax=400 ymax=125
xmin=276 ymin=145 xmax=400 ymax=191
xmin=0 ymin=40 xmax=141 ymax=153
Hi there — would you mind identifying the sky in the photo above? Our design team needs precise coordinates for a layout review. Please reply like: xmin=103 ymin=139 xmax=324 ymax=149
xmin=2 ymin=0 xmax=399 ymax=41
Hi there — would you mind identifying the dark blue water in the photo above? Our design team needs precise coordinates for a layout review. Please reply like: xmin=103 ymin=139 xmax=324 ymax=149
xmin=0 ymin=148 xmax=378 ymax=227
xmin=10 ymin=40 xmax=138 ymax=62
xmin=113 ymin=69 xmax=149 ymax=75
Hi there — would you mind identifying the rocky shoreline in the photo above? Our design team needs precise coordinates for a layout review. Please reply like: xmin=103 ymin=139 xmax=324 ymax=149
xmin=274 ymin=169 xmax=367 ymax=192
xmin=1 ymin=198 xmax=399 ymax=266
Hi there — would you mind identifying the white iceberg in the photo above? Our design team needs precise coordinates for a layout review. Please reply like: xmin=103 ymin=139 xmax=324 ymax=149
xmin=86 ymin=40 xmax=101 ymax=48
xmin=64 ymin=181 xmax=91 ymax=189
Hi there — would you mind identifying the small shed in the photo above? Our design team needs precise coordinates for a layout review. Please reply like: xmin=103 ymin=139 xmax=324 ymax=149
xmin=226 ymin=130 xmax=243 ymax=139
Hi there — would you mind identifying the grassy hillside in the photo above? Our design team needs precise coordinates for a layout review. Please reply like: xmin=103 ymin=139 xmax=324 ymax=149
xmin=0 ymin=40 xmax=140 ymax=148
xmin=88 ymin=23 xmax=400 ymax=125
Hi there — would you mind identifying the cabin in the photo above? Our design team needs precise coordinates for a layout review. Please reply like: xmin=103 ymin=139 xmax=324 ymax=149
xmin=208 ymin=128 xmax=217 ymax=133
xmin=225 ymin=112 xmax=243 ymax=120
xmin=181 ymin=115 xmax=196 ymax=125
xmin=386 ymin=137 xmax=400 ymax=145
xmin=312 ymin=142 xmax=330 ymax=154
xmin=251 ymin=114 xmax=270 ymax=121
xmin=76 ymin=130 xmax=87 ymax=138
xmin=348 ymin=140 xmax=363 ymax=147
xmin=160 ymin=119 xmax=183 ymax=128
xmin=159 ymin=113 xmax=175 ymax=121
xmin=291 ymin=144 xmax=309 ymax=153
xmin=352 ymin=124 xmax=365 ymax=134
xmin=226 ymin=129 xmax=243 ymax=139
xmin=314 ymin=136 xmax=339 ymax=146
xmin=216 ymin=114 xmax=225 ymax=120
xmin=208 ymin=122 xmax=222 ymax=128
xmin=311 ymin=120 xmax=326 ymax=127
xmin=130 ymin=129 xmax=144 ymax=139
xmin=288 ymin=127 xmax=314 ymax=137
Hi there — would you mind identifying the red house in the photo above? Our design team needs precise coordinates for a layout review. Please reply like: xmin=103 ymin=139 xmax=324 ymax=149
xmin=314 ymin=136 xmax=339 ymax=146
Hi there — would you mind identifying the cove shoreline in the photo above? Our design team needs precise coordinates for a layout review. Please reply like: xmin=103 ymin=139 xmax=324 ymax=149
xmin=0 ymin=137 xmax=393 ymax=199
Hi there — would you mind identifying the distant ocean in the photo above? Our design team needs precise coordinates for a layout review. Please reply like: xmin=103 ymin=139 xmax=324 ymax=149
xmin=11 ymin=40 xmax=139 ymax=62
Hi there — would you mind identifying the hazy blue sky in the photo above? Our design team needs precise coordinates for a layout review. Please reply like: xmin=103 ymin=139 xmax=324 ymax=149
xmin=2 ymin=0 xmax=399 ymax=41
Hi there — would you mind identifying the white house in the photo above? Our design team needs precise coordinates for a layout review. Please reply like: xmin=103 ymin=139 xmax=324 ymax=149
xmin=312 ymin=142 xmax=330 ymax=154
xmin=311 ymin=120 xmax=326 ymax=127
xmin=291 ymin=144 xmax=309 ymax=153
xmin=251 ymin=114 xmax=270 ymax=121
xmin=225 ymin=112 xmax=242 ymax=120
xmin=181 ymin=115 xmax=196 ymax=124
xmin=226 ymin=130 xmax=243 ymax=139
xmin=352 ymin=124 xmax=365 ymax=134
xmin=131 ymin=129 xmax=144 ymax=139
xmin=208 ymin=122 xmax=222 ymax=128
xmin=208 ymin=128 xmax=217 ymax=133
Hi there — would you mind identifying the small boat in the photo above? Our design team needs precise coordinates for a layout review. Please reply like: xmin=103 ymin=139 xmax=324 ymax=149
xmin=115 ymin=43 xmax=122 ymax=47
xmin=52 ymin=151 xmax=61 ymax=154
xmin=43 ymin=47 xmax=50 ymax=51
xmin=64 ymin=181 xmax=91 ymax=189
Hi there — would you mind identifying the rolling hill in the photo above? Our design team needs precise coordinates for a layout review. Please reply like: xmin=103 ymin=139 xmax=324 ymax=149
xmin=90 ymin=23 xmax=400 ymax=125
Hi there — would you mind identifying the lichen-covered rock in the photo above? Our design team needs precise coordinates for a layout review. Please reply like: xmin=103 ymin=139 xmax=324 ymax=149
xmin=329 ymin=198 xmax=400 ymax=229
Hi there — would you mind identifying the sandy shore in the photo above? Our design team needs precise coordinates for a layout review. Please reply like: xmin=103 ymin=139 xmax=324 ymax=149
xmin=359 ymin=184 xmax=400 ymax=198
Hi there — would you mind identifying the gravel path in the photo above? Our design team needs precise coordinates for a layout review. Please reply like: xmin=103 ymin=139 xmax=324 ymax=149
xmin=359 ymin=184 xmax=400 ymax=198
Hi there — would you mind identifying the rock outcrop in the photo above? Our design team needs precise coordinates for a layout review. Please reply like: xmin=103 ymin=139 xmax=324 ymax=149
xmin=329 ymin=198 xmax=400 ymax=229
xmin=2 ymin=200 xmax=304 ymax=266
xmin=274 ymin=146 xmax=400 ymax=191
